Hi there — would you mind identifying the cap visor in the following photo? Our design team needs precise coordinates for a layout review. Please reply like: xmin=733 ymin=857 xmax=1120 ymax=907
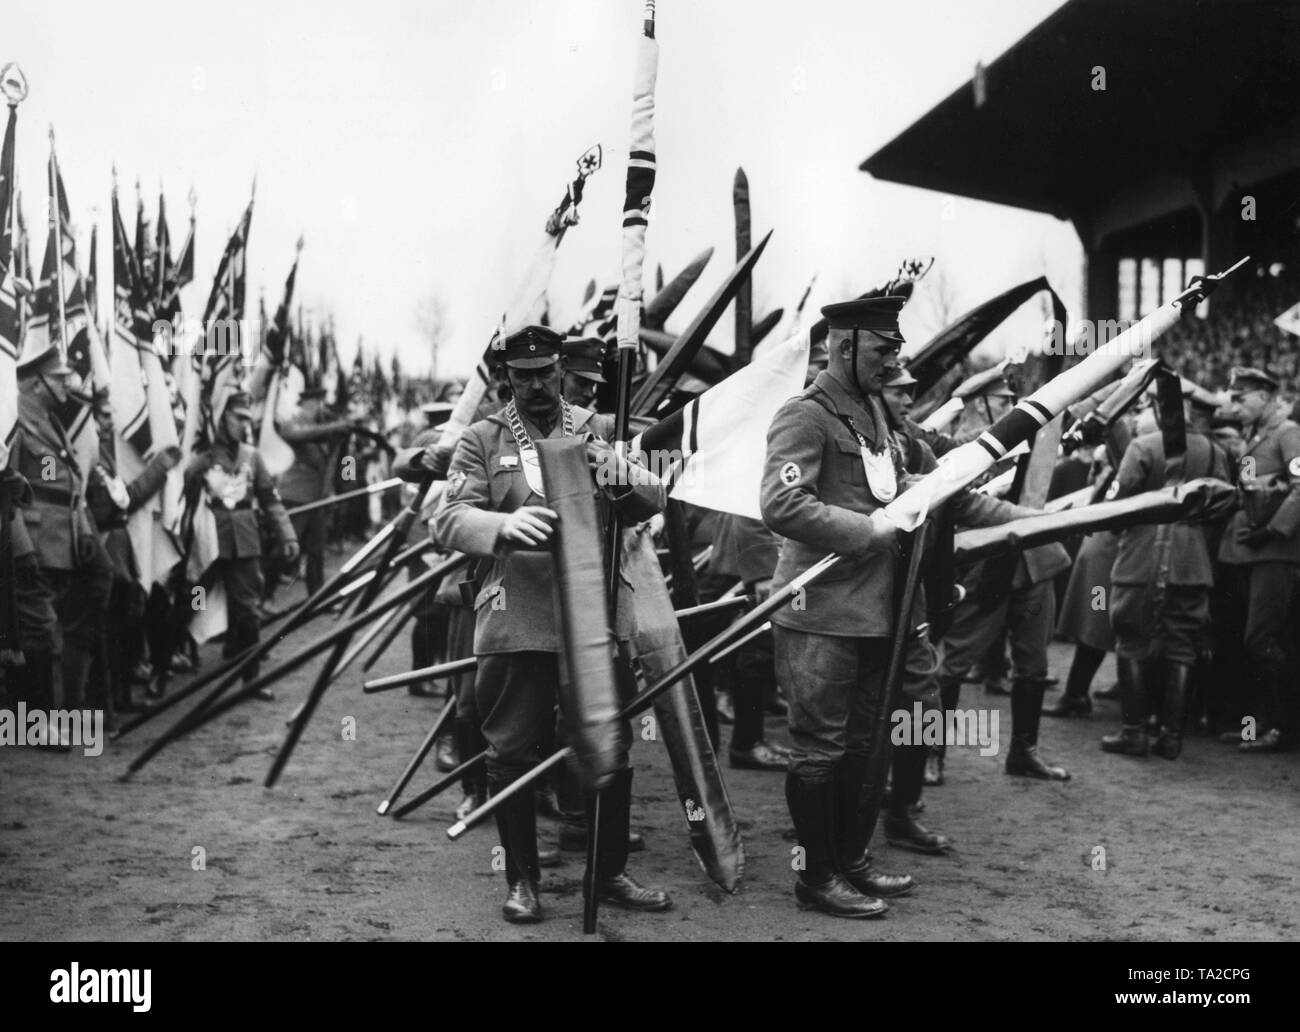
xmin=505 ymin=355 xmax=560 ymax=370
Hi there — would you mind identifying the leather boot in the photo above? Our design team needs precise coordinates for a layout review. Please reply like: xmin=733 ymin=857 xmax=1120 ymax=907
xmin=590 ymin=769 xmax=671 ymax=912
xmin=489 ymin=777 xmax=541 ymax=923
xmin=786 ymin=772 xmax=887 ymax=918
xmin=1044 ymin=643 xmax=1101 ymax=718
xmin=1100 ymin=656 xmax=1149 ymax=757
xmin=1006 ymin=677 xmax=1071 ymax=779
xmin=1152 ymin=662 xmax=1192 ymax=760
xmin=885 ymin=743 xmax=951 ymax=854
xmin=1239 ymin=658 xmax=1292 ymax=755
xmin=61 ymin=644 xmax=93 ymax=710
xmin=837 ymin=754 xmax=915 ymax=897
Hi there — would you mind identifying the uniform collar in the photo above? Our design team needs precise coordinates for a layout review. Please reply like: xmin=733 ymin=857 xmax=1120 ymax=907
xmin=487 ymin=403 xmax=596 ymax=439
xmin=811 ymin=370 xmax=881 ymax=445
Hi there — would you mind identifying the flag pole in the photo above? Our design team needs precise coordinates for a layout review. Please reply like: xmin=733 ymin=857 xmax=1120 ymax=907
xmin=47 ymin=127 xmax=68 ymax=365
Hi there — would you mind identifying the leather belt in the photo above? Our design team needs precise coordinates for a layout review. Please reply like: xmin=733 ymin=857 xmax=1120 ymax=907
xmin=31 ymin=484 xmax=79 ymax=507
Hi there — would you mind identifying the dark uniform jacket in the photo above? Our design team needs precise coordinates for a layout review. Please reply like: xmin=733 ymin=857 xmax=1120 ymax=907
xmin=86 ymin=438 xmax=173 ymax=582
xmin=762 ymin=372 xmax=901 ymax=637
xmin=6 ymin=389 xmax=95 ymax=571
xmin=184 ymin=438 xmax=296 ymax=560
xmin=1218 ymin=407 xmax=1300 ymax=566
xmin=709 ymin=513 xmax=781 ymax=585
xmin=429 ymin=404 xmax=665 ymax=654
xmin=1111 ymin=431 xmax=1229 ymax=587
xmin=276 ymin=416 xmax=351 ymax=505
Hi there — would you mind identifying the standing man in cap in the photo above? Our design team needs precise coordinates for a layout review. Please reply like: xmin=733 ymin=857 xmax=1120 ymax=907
xmin=1217 ymin=366 xmax=1300 ymax=754
xmin=927 ymin=370 xmax=1073 ymax=786
xmin=760 ymin=296 xmax=918 ymax=919
xmin=1099 ymin=384 xmax=1231 ymax=759
xmin=184 ymin=390 xmax=299 ymax=701
xmin=429 ymin=325 xmax=671 ymax=924
xmin=5 ymin=345 xmax=113 ymax=729
xmin=560 ymin=337 xmax=606 ymax=409
xmin=275 ymin=385 xmax=353 ymax=596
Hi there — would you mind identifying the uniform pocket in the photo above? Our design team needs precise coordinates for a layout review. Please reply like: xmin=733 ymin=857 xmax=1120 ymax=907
xmin=834 ymin=437 xmax=866 ymax=484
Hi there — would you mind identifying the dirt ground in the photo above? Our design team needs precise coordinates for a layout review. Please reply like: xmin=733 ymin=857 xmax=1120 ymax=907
xmin=3 ymin=551 xmax=1299 ymax=943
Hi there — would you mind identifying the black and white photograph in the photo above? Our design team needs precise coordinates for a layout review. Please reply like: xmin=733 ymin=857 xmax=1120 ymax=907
xmin=0 ymin=0 xmax=1296 ymax=974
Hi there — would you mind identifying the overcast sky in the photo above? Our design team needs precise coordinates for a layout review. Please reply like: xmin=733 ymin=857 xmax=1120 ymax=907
xmin=8 ymin=0 xmax=1080 ymax=380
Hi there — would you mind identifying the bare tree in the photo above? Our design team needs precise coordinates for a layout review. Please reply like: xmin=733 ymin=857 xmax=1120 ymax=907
xmin=414 ymin=291 xmax=452 ymax=382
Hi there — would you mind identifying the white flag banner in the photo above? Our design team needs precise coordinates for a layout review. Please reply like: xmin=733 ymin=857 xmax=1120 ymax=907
xmin=631 ymin=328 xmax=810 ymax=520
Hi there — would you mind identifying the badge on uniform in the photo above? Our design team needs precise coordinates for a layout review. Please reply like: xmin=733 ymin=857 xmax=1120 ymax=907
xmin=779 ymin=462 xmax=801 ymax=485
xmin=1289 ymin=456 xmax=1300 ymax=479
xmin=499 ymin=455 xmax=519 ymax=469
xmin=447 ymin=470 xmax=468 ymax=499
xmin=521 ymin=449 xmax=545 ymax=498
xmin=860 ymin=446 xmax=897 ymax=503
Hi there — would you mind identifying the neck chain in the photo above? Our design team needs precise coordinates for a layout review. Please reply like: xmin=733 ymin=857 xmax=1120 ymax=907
xmin=505 ymin=399 xmax=575 ymax=452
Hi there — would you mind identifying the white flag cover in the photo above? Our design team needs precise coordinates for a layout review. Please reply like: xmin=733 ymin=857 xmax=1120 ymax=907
xmin=630 ymin=328 xmax=810 ymax=519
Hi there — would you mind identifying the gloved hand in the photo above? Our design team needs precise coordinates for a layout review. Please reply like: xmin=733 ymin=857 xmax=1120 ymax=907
xmin=1237 ymin=524 xmax=1279 ymax=549
xmin=280 ymin=539 xmax=301 ymax=563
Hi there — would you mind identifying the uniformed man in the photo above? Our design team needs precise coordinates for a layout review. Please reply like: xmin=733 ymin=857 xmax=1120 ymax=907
xmin=760 ymin=297 xmax=919 ymax=919
xmin=1216 ymin=367 xmax=1300 ymax=753
xmin=1100 ymin=390 xmax=1231 ymax=759
xmin=6 ymin=346 xmax=114 ymax=727
xmin=878 ymin=365 xmax=1045 ymax=850
xmin=184 ymin=390 xmax=299 ymax=701
xmin=429 ymin=325 xmax=671 ymax=923
xmin=0 ymin=415 xmax=61 ymax=743
xmin=930 ymin=372 xmax=1073 ymax=784
xmin=560 ymin=337 xmax=606 ymax=409
xmin=84 ymin=394 xmax=180 ymax=721
xmin=275 ymin=386 xmax=353 ymax=595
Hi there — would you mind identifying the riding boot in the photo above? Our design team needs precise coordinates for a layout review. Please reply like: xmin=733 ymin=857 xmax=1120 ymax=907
xmin=1043 ymin=643 xmax=1100 ymax=717
xmin=1152 ymin=662 xmax=1192 ymax=760
xmin=1006 ymin=677 xmax=1071 ymax=779
xmin=1100 ymin=656 xmax=1149 ymax=757
xmin=836 ymin=752 xmax=914 ymax=897
xmin=927 ymin=674 xmax=962 ymax=785
xmin=786 ymin=771 xmax=887 ymax=918
xmin=885 ymin=741 xmax=952 ymax=854
xmin=589 ymin=768 xmax=671 ymax=912
xmin=489 ymin=776 xmax=541 ymax=923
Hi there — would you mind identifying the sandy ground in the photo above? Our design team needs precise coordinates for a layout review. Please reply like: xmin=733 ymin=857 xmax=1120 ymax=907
xmin=3 ymin=552 xmax=1299 ymax=942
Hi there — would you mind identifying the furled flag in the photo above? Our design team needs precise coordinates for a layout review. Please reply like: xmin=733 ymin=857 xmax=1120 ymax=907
xmin=253 ymin=240 xmax=302 ymax=476
xmin=0 ymin=88 xmax=21 ymax=448
xmin=25 ymin=133 xmax=112 ymax=478
xmin=183 ymin=188 xmax=253 ymax=455
xmin=110 ymin=180 xmax=181 ymax=588
xmin=437 ymin=143 xmax=603 ymax=452
xmin=1274 ymin=299 xmax=1300 ymax=338
xmin=630 ymin=328 xmax=811 ymax=520
xmin=158 ymin=191 xmax=194 ymax=330
xmin=613 ymin=4 xmax=658 ymax=362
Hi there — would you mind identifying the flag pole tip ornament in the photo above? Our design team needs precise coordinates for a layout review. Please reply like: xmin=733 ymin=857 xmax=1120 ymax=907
xmin=578 ymin=144 xmax=602 ymax=177
xmin=0 ymin=63 xmax=28 ymax=105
